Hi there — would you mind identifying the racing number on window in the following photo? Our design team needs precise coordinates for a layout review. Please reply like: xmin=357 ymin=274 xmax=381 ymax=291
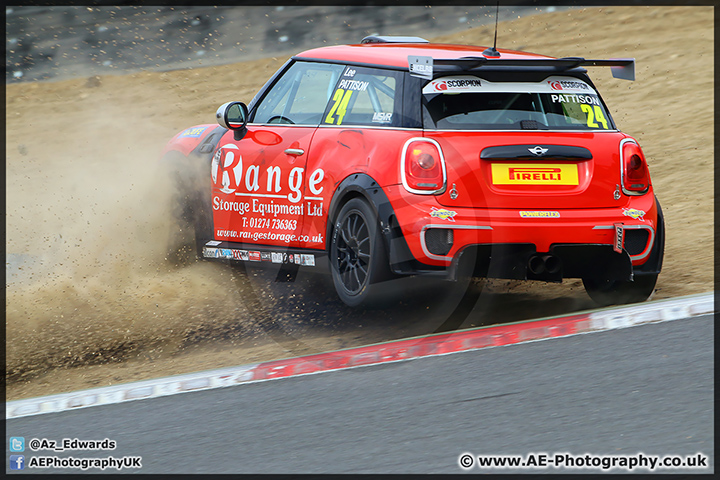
xmin=325 ymin=88 xmax=353 ymax=125
xmin=580 ymin=104 xmax=609 ymax=129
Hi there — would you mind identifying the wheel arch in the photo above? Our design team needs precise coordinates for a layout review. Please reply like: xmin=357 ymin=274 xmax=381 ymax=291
xmin=326 ymin=174 xmax=388 ymax=249
xmin=633 ymin=195 xmax=665 ymax=276
xmin=325 ymin=173 xmax=416 ymax=275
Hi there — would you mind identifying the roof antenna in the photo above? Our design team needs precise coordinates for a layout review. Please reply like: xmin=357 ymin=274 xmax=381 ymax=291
xmin=483 ymin=2 xmax=501 ymax=57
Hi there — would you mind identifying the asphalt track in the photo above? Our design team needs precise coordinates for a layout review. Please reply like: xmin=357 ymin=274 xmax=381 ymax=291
xmin=6 ymin=313 xmax=713 ymax=474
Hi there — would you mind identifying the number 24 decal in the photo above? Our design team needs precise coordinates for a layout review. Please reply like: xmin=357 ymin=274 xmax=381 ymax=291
xmin=580 ymin=104 xmax=609 ymax=129
xmin=325 ymin=88 xmax=353 ymax=125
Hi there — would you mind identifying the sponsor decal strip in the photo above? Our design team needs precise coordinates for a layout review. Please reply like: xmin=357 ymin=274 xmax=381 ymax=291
xmin=6 ymin=293 xmax=712 ymax=419
xmin=203 ymin=244 xmax=316 ymax=266
xmin=423 ymin=76 xmax=596 ymax=95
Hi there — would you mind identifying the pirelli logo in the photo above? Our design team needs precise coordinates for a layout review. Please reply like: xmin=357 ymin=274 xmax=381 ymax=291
xmin=491 ymin=163 xmax=579 ymax=185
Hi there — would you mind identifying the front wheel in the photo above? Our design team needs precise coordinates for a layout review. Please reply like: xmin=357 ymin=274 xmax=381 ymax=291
xmin=329 ymin=198 xmax=393 ymax=307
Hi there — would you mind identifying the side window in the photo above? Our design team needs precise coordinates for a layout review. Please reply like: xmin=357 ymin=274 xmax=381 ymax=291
xmin=254 ymin=61 xmax=344 ymax=126
xmin=322 ymin=67 xmax=401 ymax=127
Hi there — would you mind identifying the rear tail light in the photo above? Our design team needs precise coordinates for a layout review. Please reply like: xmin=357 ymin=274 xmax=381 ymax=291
xmin=401 ymin=138 xmax=447 ymax=194
xmin=621 ymin=139 xmax=651 ymax=195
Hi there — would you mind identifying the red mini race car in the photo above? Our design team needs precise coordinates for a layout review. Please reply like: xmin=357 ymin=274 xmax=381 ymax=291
xmin=161 ymin=36 xmax=664 ymax=307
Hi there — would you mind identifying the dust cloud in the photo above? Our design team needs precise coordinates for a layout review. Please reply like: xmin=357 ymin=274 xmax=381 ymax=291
xmin=5 ymin=86 xmax=257 ymax=382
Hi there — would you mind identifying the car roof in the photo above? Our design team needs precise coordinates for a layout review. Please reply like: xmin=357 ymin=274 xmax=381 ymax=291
xmin=295 ymin=43 xmax=554 ymax=69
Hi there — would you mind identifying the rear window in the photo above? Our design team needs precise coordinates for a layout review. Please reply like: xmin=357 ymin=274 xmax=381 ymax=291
xmin=422 ymin=75 xmax=615 ymax=131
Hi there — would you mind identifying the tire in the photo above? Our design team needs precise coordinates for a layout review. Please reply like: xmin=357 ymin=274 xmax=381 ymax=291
xmin=583 ymin=198 xmax=664 ymax=306
xmin=582 ymin=273 xmax=658 ymax=306
xmin=329 ymin=198 xmax=393 ymax=307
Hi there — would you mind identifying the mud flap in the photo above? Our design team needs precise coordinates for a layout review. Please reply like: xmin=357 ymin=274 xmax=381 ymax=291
xmin=552 ymin=244 xmax=633 ymax=282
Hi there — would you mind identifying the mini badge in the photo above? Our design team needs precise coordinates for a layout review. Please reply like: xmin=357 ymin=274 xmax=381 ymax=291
xmin=622 ymin=208 xmax=646 ymax=220
xmin=430 ymin=207 xmax=457 ymax=222
xmin=528 ymin=146 xmax=549 ymax=156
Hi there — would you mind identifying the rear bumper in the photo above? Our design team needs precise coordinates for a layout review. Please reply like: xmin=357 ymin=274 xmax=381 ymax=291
xmin=384 ymin=185 xmax=660 ymax=281
xmin=448 ymin=243 xmax=634 ymax=282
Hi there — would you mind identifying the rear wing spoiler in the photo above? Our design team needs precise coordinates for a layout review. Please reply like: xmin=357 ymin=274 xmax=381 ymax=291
xmin=409 ymin=56 xmax=635 ymax=81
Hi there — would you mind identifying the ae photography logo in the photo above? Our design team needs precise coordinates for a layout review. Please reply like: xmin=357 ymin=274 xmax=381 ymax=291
xmin=458 ymin=452 xmax=710 ymax=472
xmin=7 ymin=436 xmax=142 ymax=472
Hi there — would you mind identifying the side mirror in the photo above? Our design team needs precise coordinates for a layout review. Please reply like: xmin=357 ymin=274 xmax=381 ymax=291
xmin=216 ymin=101 xmax=248 ymax=140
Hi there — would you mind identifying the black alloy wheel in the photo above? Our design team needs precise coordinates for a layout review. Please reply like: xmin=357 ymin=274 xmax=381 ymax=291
xmin=330 ymin=198 xmax=391 ymax=307
xmin=336 ymin=210 xmax=371 ymax=294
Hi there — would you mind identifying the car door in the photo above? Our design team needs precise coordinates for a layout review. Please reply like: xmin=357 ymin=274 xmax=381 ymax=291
xmin=211 ymin=61 xmax=344 ymax=248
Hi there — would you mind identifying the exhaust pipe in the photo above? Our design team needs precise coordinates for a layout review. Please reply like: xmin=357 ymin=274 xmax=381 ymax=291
xmin=528 ymin=254 xmax=562 ymax=276
xmin=542 ymin=255 xmax=561 ymax=275
xmin=528 ymin=255 xmax=546 ymax=275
